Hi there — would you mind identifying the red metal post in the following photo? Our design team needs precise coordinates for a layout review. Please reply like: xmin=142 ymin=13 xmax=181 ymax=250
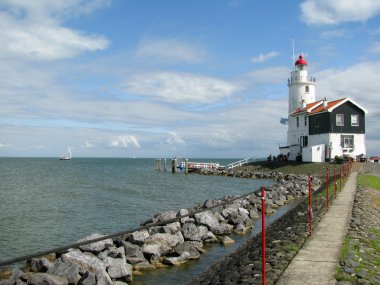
xmin=308 ymin=173 xmax=312 ymax=237
xmin=334 ymin=166 xmax=337 ymax=199
xmin=261 ymin=186 xmax=266 ymax=285
xmin=340 ymin=165 xmax=342 ymax=191
xmin=326 ymin=167 xmax=329 ymax=209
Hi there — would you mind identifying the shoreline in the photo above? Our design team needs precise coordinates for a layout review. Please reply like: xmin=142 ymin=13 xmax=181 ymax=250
xmin=0 ymin=166 xmax=321 ymax=285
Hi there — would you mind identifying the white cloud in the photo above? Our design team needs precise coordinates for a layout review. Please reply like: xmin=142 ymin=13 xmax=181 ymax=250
xmin=0 ymin=0 xmax=110 ymax=61
xmin=109 ymin=135 xmax=140 ymax=148
xmin=0 ymin=143 xmax=11 ymax=148
xmin=166 ymin=132 xmax=185 ymax=145
xmin=300 ymin=0 xmax=380 ymax=25
xmin=368 ymin=42 xmax=380 ymax=53
xmin=320 ymin=29 xmax=348 ymax=39
xmin=135 ymin=38 xmax=206 ymax=64
xmin=245 ymin=67 xmax=289 ymax=84
xmin=123 ymin=72 xmax=240 ymax=104
xmin=81 ymin=141 xmax=96 ymax=149
xmin=251 ymin=51 xmax=280 ymax=63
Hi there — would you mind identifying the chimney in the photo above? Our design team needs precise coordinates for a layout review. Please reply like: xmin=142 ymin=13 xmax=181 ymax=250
xmin=301 ymin=99 xmax=307 ymax=109
xmin=323 ymin=97 xmax=328 ymax=109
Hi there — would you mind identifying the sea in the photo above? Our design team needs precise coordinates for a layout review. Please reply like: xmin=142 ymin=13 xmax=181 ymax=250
xmin=0 ymin=157 xmax=280 ymax=284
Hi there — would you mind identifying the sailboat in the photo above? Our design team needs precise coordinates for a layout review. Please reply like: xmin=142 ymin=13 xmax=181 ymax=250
xmin=59 ymin=146 xmax=72 ymax=160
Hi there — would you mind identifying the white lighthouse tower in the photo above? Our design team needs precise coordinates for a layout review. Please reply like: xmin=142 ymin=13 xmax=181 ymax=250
xmin=288 ymin=55 xmax=316 ymax=114
xmin=286 ymin=55 xmax=316 ymax=159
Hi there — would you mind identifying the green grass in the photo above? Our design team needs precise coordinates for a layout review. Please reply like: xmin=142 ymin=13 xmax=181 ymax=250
xmin=357 ymin=175 xmax=380 ymax=190
xmin=283 ymin=243 xmax=299 ymax=253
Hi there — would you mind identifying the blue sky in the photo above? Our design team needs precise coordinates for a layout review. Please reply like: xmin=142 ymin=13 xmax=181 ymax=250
xmin=1 ymin=0 xmax=380 ymax=158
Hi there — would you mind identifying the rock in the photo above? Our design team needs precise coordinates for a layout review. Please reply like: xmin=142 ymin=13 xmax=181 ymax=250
xmin=78 ymin=233 xmax=114 ymax=253
xmin=175 ymin=242 xmax=200 ymax=260
xmin=177 ymin=209 xmax=190 ymax=224
xmin=78 ymin=271 xmax=96 ymax=285
xmin=218 ymin=236 xmax=235 ymax=246
xmin=46 ymin=259 xmax=81 ymax=285
xmin=201 ymin=231 xmax=218 ymax=243
xmin=95 ymin=270 xmax=113 ymax=285
xmin=122 ymin=241 xmax=145 ymax=259
xmin=142 ymin=232 xmax=184 ymax=257
xmin=152 ymin=210 xmax=177 ymax=224
xmin=133 ymin=261 xmax=156 ymax=271
xmin=27 ymin=273 xmax=68 ymax=285
xmin=194 ymin=211 xmax=220 ymax=231
xmin=29 ymin=257 xmax=52 ymax=273
xmin=162 ymin=252 xmax=190 ymax=266
xmin=61 ymin=249 xmax=106 ymax=274
xmin=128 ymin=230 xmax=150 ymax=245
xmin=106 ymin=257 xmax=133 ymax=282
xmin=211 ymin=223 xmax=231 ymax=235
xmin=182 ymin=222 xmax=201 ymax=241
xmin=249 ymin=208 xmax=259 ymax=219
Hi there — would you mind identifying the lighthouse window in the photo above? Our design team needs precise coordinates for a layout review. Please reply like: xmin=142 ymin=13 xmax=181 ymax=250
xmin=341 ymin=135 xmax=354 ymax=149
xmin=351 ymin=115 xmax=359 ymax=126
xmin=296 ymin=117 xmax=299 ymax=128
xmin=305 ymin=86 xmax=309 ymax=93
xmin=336 ymin=114 xmax=344 ymax=126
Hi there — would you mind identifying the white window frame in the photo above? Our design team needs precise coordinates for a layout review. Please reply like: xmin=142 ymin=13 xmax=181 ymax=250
xmin=336 ymin=114 xmax=344 ymax=126
xmin=341 ymin=135 xmax=354 ymax=149
xmin=351 ymin=114 xmax=359 ymax=126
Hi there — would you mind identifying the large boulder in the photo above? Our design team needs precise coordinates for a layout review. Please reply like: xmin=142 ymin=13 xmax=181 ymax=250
xmin=78 ymin=233 xmax=113 ymax=253
xmin=142 ymin=232 xmax=184 ymax=257
xmin=152 ymin=210 xmax=177 ymax=224
xmin=78 ymin=271 xmax=96 ymax=285
xmin=46 ymin=259 xmax=81 ymax=285
xmin=194 ymin=211 xmax=220 ymax=231
xmin=61 ymin=249 xmax=106 ymax=274
xmin=106 ymin=257 xmax=133 ymax=282
xmin=27 ymin=273 xmax=68 ymax=285
xmin=174 ymin=242 xmax=200 ymax=260
xmin=181 ymin=222 xmax=201 ymax=241
xmin=162 ymin=252 xmax=190 ymax=266
xmin=29 ymin=257 xmax=52 ymax=273
xmin=128 ymin=230 xmax=150 ymax=245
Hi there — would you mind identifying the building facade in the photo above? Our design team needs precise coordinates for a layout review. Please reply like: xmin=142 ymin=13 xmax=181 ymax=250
xmin=280 ymin=55 xmax=368 ymax=162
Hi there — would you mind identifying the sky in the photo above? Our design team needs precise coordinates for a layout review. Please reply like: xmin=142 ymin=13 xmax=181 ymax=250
xmin=1 ymin=0 xmax=380 ymax=158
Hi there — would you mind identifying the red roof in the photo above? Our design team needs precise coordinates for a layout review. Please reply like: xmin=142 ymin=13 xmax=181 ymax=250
xmin=295 ymin=55 xmax=307 ymax=66
xmin=309 ymin=98 xmax=346 ymax=114
xmin=290 ymin=101 xmax=322 ymax=115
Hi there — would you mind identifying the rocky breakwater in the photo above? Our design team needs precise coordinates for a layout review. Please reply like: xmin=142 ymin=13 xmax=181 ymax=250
xmin=0 ymin=171 xmax=321 ymax=285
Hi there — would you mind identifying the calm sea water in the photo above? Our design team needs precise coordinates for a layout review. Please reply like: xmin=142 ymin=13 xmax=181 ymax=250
xmin=0 ymin=158 xmax=274 ymax=266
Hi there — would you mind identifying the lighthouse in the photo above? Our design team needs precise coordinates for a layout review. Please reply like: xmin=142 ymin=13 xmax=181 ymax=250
xmin=280 ymin=54 xmax=368 ymax=162
xmin=288 ymin=55 xmax=316 ymax=114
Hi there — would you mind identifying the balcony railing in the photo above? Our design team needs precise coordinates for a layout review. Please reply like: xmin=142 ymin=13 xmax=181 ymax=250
xmin=288 ymin=76 xmax=316 ymax=84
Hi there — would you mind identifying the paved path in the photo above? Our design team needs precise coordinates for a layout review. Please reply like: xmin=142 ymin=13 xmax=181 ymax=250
xmin=276 ymin=171 xmax=358 ymax=285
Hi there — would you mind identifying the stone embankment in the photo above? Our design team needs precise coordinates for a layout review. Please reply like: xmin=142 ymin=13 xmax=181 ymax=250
xmin=0 ymin=170 xmax=321 ymax=285
xmin=336 ymin=163 xmax=380 ymax=284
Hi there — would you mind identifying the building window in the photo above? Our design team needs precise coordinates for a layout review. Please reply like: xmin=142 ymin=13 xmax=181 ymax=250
xmin=300 ymin=136 xmax=308 ymax=147
xmin=341 ymin=135 xmax=354 ymax=149
xmin=351 ymin=115 xmax=359 ymax=126
xmin=315 ymin=117 xmax=320 ymax=128
xmin=305 ymin=86 xmax=309 ymax=93
xmin=336 ymin=114 xmax=344 ymax=126
xmin=296 ymin=117 xmax=299 ymax=128
xmin=304 ymin=116 xmax=307 ymax=126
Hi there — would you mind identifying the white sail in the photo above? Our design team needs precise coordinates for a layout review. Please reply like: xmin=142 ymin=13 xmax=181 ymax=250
xmin=60 ymin=146 xmax=72 ymax=160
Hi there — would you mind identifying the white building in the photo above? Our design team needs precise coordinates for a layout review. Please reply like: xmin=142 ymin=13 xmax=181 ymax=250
xmin=280 ymin=55 xmax=368 ymax=162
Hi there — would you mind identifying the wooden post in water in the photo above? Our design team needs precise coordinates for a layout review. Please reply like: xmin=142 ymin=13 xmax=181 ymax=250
xmin=172 ymin=158 xmax=177 ymax=173
xmin=164 ymin=158 xmax=167 ymax=172
xmin=158 ymin=159 xmax=161 ymax=171
xmin=185 ymin=159 xmax=188 ymax=174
